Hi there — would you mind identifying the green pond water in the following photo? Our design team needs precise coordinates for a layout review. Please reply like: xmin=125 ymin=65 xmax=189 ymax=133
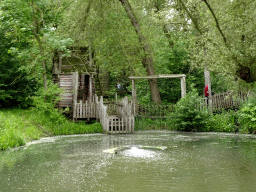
xmin=1 ymin=131 xmax=256 ymax=192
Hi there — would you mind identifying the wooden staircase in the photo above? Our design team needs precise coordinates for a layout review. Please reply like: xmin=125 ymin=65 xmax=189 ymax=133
xmin=95 ymin=95 xmax=135 ymax=134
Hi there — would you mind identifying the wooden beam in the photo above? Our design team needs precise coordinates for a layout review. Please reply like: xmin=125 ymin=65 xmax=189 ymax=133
xmin=129 ymin=74 xmax=186 ymax=80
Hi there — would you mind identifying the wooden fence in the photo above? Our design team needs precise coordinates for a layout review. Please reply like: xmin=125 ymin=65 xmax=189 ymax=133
xmin=95 ymin=95 xmax=134 ymax=134
xmin=136 ymin=103 xmax=175 ymax=118
xmin=134 ymin=91 xmax=248 ymax=119
xmin=118 ymin=97 xmax=135 ymax=133
xmin=199 ymin=91 xmax=248 ymax=110
xmin=73 ymin=100 xmax=96 ymax=120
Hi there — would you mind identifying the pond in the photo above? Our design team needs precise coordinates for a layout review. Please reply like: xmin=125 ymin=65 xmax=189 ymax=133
xmin=1 ymin=131 xmax=256 ymax=192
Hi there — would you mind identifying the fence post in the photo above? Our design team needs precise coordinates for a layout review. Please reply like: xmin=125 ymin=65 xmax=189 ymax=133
xmin=132 ymin=79 xmax=137 ymax=116
xmin=180 ymin=76 xmax=186 ymax=98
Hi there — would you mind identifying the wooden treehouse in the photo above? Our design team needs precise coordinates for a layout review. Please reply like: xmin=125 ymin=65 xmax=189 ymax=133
xmin=52 ymin=47 xmax=134 ymax=134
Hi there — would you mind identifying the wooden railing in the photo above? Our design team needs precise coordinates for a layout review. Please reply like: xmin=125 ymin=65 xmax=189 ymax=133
xmin=199 ymin=91 xmax=248 ymax=110
xmin=118 ymin=97 xmax=135 ymax=133
xmin=95 ymin=95 xmax=134 ymax=134
xmin=73 ymin=100 xmax=96 ymax=120
xmin=95 ymin=95 xmax=109 ymax=132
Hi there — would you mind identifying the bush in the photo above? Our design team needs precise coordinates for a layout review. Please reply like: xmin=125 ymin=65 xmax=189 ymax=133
xmin=238 ymin=94 xmax=256 ymax=133
xmin=0 ymin=27 xmax=39 ymax=108
xmin=32 ymin=83 xmax=66 ymax=125
xmin=168 ymin=89 xmax=209 ymax=132
xmin=206 ymin=110 xmax=238 ymax=132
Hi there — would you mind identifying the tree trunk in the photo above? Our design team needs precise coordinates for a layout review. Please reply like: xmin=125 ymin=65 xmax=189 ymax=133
xmin=31 ymin=1 xmax=47 ymax=90
xmin=118 ymin=0 xmax=161 ymax=104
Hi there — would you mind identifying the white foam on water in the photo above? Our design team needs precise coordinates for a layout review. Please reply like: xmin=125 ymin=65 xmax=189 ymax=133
xmin=122 ymin=147 xmax=158 ymax=158
xmin=24 ymin=137 xmax=57 ymax=149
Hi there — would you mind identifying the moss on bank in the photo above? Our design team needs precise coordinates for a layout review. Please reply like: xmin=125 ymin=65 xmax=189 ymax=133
xmin=0 ymin=108 xmax=102 ymax=151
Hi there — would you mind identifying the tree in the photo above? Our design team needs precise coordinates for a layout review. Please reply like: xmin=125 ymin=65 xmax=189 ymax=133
xmin=118 ymin=0 xmax=161 ymax=104
xmin=1 ymin=0 xmax=73 ymax=91
xmin=178 ymin=0 xmax=256 ymax=83
xmin=0 ymin=21 xmax=38 ymax=107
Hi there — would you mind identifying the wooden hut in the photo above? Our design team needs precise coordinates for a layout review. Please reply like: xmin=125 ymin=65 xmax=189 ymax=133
xmin=52 ymin=47 xmax=96 ymax=114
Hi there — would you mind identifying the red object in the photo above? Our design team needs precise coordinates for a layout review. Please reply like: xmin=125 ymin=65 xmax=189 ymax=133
xmin=204 ymin=85 xmax=209 ymax=97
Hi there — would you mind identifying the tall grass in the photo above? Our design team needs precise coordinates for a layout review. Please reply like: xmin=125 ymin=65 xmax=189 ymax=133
xmin=0 ymin=110 xmax=42 ymax=150
xmin=135 ymin=117 xmax=171 ymax=130
xmin=0 ymin=108 xmax=102 ymax=151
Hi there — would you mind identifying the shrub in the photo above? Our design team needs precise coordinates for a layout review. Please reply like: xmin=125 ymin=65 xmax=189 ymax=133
xmin=238 ymin=94 xmax=256 ymax=133
xmin=32 ymin=83 xmax=66 ymax=125
xmin=206 ymin=110 xmax=238 ymax=132
xmin=168 ymin=89 xmax=209 ymax=132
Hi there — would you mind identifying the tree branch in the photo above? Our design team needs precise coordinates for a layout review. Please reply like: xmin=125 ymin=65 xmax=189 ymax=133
xmin=178 ymin=0 xmax=203 ymax=35
xmin=201 ymin=0 xmax=228 ymax=48
xmin=31 ymin=1 xmax=47 ymax=90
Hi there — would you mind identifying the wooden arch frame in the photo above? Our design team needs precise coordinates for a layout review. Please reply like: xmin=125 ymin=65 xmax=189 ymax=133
xmin=129 ymin=74 xmax=186 ymax=114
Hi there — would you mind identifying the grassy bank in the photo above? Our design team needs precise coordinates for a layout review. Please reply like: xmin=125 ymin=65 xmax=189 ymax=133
xmin=0 ymin=108 xmax=102 ymax=151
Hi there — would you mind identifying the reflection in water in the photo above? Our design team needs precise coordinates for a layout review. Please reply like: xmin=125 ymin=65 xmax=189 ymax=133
xmin=1 ymin=131 xmax=256 ymax=192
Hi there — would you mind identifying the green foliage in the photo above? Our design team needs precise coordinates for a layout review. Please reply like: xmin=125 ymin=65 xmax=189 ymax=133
xmin=168 ymin=88 xmax=209 ymax=131
xmin=238 ymin=95 xmax=256 ymax=133
xmin=135 ymin=117 xmax=170 ymax=130
xmin=184 ymin=0 xmax=256 ymax=82
xmin=51 ymin=122 xmax=102 ymax=135
xmin=206 ymin=110 xmax=238 ymax=132
xmin=32 ymin=82 xmax=66 ymax=124
xmin=0 ymin=0 xmax=73 ymax=94
xmin=30 ymin=81 xmax=102 ymax=136
xmin=0 ymin=20 xmax=39 ymax=107
xmin=136 ymin=79 xmax=152 ymax=104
